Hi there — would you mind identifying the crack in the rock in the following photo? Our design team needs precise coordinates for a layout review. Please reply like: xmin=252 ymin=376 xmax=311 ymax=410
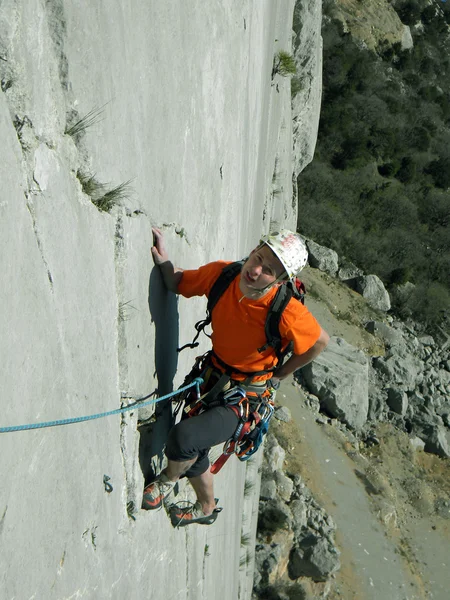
xmin=25 ymin=195 xmax=54 ymax=290
xmin=44 ymin=0 xmax=69 ymax=91
xmin=161 ymin=222 xmax=191 ymax=245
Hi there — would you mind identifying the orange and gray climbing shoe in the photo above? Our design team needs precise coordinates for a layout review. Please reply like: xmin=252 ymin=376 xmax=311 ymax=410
xmin=142 ymin=473 xmax=176 ymax=510
xmin=169 ymin=499 xmax=222 ymax=528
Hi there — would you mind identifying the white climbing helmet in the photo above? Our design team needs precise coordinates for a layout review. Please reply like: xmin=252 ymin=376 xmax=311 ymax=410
xmin=260 ymin=230 xmax=308 ymax=279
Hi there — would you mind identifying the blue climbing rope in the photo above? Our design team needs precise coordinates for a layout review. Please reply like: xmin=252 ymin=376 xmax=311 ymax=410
xmin=0 ymin=378 xmax=203 ymax=433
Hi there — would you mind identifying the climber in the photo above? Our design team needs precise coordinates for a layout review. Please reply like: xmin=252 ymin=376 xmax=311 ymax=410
xmin=142 ymin=227 xmax=329 ymax=527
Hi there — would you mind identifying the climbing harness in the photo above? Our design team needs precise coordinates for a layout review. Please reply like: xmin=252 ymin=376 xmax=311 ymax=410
xmin=176 ymin=353 xmax=276 ymax=474
xmin=0 ymin=378 xmax=203 ymax=433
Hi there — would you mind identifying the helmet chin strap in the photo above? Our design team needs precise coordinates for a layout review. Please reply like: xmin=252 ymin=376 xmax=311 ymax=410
xmin=240 ymin=276 xmax=284 ymax=300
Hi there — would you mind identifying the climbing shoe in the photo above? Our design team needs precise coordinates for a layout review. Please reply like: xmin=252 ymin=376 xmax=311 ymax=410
xmin=142 ymin=473 xmax=176 ymax=510
xmin=169 ymin=500 xmax=222 ymax=528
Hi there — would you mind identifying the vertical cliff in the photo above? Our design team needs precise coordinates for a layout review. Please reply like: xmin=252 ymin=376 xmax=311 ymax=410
xmin=0 ymin=1 xmax=321 ymax=598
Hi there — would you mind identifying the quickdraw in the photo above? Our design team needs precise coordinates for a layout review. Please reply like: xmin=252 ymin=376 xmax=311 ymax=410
xmin=210 ymin=389 xmax=275 ymax=474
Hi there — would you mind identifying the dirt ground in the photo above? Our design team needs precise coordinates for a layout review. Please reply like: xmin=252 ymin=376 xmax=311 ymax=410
xmin=270 ymin=268 xmax=450 ymax=599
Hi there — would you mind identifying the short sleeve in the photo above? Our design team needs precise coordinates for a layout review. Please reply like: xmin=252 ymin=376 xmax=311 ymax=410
xmin=279 ymin=299 xmax=322 ymax=355
xmin=177 ymin=261 xmax=230 ymax=298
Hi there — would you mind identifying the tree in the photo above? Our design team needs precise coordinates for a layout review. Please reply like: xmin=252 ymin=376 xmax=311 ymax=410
xmin=424 ymin=157 xmax=450 ymax=189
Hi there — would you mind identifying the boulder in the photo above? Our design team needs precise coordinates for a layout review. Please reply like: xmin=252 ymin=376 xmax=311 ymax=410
xmin=301 ymin=337 xmax=369 ymax=430
xmin=438 ymin=370 xmax=450 ymax=388
xmin=258 ymin=499 xmax=293 ymax=533
xmin=290 ymin=499 xmax=308 ymax=535
xmin=365 ymin=320 xmax=404 ymax=348
xmin=373 ymin=349 xmax=423 ymax=392
xmin=338 ymin=259 xmax=363 ymax=281
xmin=410 ymin=436 xmax=426 ymax=452
xmin=387 ymin=388 xmax=408 ymax=416
xmin=264 ymin=434 xmax=286 ymax=471
xmin=255 ymin=542 xmax=283 ymax=584
xmin=423 ymin=426 xmax=450 ymax=459
xmin=418 ymin=335 xmax=435 ymax=347
xmin=401 ymin=25 xmax=414 ymax=50
xmin=260 ymin=479 xmax=278 ymax=501
xmin=274 ymin=406 xmax=292 ymax=422
xmin=274 ymin=471 xmax=294 ymax=503
xmin=410 ymin=408 xmax=450 ymax=458
xmin=355 ymin=275 xmax=391 ymax=311
xmin=305 ymin=239 xmax=339 ymax=276
xmin=289 ymin=536 xmax=341 ymax=582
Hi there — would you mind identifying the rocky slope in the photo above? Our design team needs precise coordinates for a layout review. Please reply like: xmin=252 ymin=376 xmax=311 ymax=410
xmin=253 ymin=252 xmax=450 ymax=600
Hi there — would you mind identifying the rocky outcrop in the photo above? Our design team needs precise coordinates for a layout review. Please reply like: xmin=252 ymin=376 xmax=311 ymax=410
xmin=366 ymin=320 xmax=450 ymax=458
xmin=301 ymin=337 xmax=369 ymax=430
xmin=254 ymin=433 xmax=340 ymax=598
xmin=355 ymin=274 xmax=391 ymax=312
xmin=338 ymin=258 xmax=363 ymax=281
xmin=299 ymin=238 xmax=450 ymax=459
xmin=291 ymin=0 xmax=323 ymax=187
xmin=332 ymin=0 xmax=412 ymax=51
xmin=305 ymin=239 xmax=392 ymax=312
xmin=373 ymin=348 xmax=423 ymax=391
xmin=306 ymin=239 xmax=339 ymax=277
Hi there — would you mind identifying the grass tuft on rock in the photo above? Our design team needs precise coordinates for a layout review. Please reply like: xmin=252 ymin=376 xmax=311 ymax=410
xmin=94 ymin=180 xmax=133 ymax=212
xmin=77 ymin=170 xmax=133 ymax=213
xmin=65 ymin=105 xmax=106 ymax=137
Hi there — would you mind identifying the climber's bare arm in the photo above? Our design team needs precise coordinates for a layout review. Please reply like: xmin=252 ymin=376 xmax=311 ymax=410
xmin=273 ymin=328 xmax=330 ymax=382
xmin=151 ymin=227 xmax=184 ymax=293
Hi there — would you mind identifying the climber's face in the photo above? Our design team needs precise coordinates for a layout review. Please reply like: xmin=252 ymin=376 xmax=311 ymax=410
xmin=239 ymin=245 xmax=285 ymax=295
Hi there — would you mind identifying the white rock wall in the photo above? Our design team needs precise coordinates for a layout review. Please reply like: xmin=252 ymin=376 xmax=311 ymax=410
xmin=291 ymin=0 xmax=323 ymax=197
xmin=0 ymin=1 xmax=321 ymax=599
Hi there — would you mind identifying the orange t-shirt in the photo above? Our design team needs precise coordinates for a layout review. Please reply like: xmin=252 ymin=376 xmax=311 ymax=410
xmin=178 ymin=261 xmax=321 ymax=381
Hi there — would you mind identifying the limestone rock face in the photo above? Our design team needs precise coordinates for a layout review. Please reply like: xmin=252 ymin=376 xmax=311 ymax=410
xmin=301 ymin=337 xmax=369 ymax=430
xmin=0 ymin=1 xmax=306 ymax=599
xmin=355 ymin=274 xmax=391 ymax=311
xmin=291 ymin=0 xmax=323 ymax=183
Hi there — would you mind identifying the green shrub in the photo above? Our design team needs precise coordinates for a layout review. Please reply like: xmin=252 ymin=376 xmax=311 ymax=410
xmin=272 ymin=51 xmax=297 ymax=78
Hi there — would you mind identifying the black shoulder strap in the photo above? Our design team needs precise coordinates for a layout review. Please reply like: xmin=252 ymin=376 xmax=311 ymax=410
xmin=177 ymin=261 xmax=243 ymax=352
xmin=258 ymin=282 xmax=297 ymax=363
xmin=207 ymin=261 xmax=243 ymax=316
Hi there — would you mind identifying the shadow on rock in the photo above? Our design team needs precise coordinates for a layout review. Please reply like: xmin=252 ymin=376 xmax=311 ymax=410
xmin=139 ymin=266 xmax=179 ymax=485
